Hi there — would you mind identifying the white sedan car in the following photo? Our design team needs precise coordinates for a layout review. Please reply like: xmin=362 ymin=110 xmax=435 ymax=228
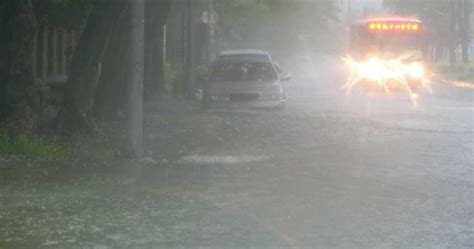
xmin=202 ymin=57 xmax=290 ymax=110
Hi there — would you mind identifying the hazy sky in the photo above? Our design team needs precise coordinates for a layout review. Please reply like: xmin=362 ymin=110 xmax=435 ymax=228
xmin=338 ymin=0 xmax=385 ymax=19
xmin=339 ymin=0 xmax=384 ymax=11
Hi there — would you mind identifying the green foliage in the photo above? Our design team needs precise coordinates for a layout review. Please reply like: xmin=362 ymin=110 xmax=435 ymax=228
xmin=173 ymin=67 xmax=186 ymax=95
xmin=164 ymin=62 xmax=177 ymax=94
xmin=35 ymin=0 xmax=95 ymax=29
xmin=0 ymin=125 xmax=67 ymax=158
xmin=434 ymin=60 xmax=474 ymax=81
xmin=194 ymin=64 xmax=209 ymax=81
xmin=71 ymin=137 xmax=117 ymax=160
xmin=453 ymin=63 xmax=474 ymax=81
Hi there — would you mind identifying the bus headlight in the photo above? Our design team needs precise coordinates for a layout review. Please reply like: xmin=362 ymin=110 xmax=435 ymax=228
xmin=363 ymin=58 xmax=393 ymax=81
xmin=409 ymin=63 xmax=424 ymax=79
xmin=364 ymin=58 xmax=384 ymax=80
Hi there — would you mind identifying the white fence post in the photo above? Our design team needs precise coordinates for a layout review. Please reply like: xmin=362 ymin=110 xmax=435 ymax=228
xmin=42 ymin=28 xmax=48 ymax=79
xmin=62 ymin=29 xmax=67 ymax=75
xmin=52 ymin=28 xmax=58 ymax=76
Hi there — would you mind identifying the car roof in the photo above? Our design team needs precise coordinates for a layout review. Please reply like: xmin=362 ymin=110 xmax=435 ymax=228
xmin=213 ymin=57 xmax=273 ymax=64
xmin=218 ymin=49 xmax=269 ymax=56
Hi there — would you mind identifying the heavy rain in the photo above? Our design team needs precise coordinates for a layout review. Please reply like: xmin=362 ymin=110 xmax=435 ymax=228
xmin=0 ymin=0 xmax=473 ymax=248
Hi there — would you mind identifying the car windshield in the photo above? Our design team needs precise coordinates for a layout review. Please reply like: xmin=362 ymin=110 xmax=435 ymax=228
xmin=210 ymin=62 xmax=278 ymax=82
xmin=218 ymin=54 xmax=270 ymax=60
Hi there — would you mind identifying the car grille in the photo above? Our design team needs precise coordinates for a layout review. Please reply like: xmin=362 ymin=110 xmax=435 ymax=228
xmin=229 ymin=93 xmax=259 ymax=102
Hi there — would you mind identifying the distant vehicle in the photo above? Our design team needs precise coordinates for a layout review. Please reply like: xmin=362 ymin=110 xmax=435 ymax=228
xmin=349 ymin=17 xmax=428 ymax=88
xmin=202 ymin=57 xmax=291 ymax=110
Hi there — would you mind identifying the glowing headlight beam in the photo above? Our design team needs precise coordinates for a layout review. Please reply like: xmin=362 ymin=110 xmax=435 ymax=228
xmin=438 ymin=79 xmax=474 ymax=89
xmin=409 ymin=63 xmax=424 ymax=79
xmin=342 ymin=54 xmax=430 ymax=105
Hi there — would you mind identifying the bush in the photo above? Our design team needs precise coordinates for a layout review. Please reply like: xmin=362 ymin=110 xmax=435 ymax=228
xmin=434 ymin=62 xmax=474 ymax=81
xmin=194 ymin=64 xmax=209 ymax=82
xmin=0 ymin=124 xmax=67 ymax=158
xmin=164 ymin=62 xmax=176 ymax=94
xmin=163 ymin=63 xmax=209 ymax=95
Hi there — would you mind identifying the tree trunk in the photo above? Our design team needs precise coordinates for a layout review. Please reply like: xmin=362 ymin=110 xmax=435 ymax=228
xmin=94 ymin=5 xmax=130 ymax=120
xmin=449 ymin=0 xmax=458 ymax=69
xmin=58 ymin=0 xmax=126 ymax=134
xmin=0 ymin=0 xmax=36 ymax=128
xmin=461 ymin=0 xmax=471 ymax=64
xmin=128 ymin=0 xmax=145 ymax=157
xmin=144 ymin=0 xmax=172 ymax=100
xmin=184 ymin=0 xmax=195 ymax=98
xmin=95 ymin=0 xmax=172 ymax=119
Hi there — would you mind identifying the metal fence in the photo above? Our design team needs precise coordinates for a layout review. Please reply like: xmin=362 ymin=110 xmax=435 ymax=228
xmin=32 ymin=28 xmax=79 ymax=128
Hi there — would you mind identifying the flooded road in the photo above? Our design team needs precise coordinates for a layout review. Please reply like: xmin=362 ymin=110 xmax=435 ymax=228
xmin=1 ymin=54 xmax=473 ymax=248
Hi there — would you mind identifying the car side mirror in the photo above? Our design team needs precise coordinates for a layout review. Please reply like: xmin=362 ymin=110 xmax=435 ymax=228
xmin=274 ymin=62 xmax=282 ymax=73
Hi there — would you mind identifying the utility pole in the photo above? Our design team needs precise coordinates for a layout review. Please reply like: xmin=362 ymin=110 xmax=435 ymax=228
xmin=461 ymin=0 xmax=471 ymax=64
xmin=347 ymin=0 xmax=352 ymax=22
xmin=128 ymin=0 xmax=145 ymax=157
xmin=184 ymin=0 xmax=195 ymax=98
xmin=175 ymin=0 xmax=185 ymax=95
xmin=207 ymin=0 xmax=215 ymax=63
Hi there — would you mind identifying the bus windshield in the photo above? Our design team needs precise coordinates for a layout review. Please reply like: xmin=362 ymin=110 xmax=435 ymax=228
xmin=366 ymin=32 xmax=421 ymax=53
